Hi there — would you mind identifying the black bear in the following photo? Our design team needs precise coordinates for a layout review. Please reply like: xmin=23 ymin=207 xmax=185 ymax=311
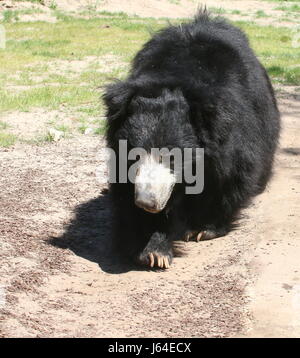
xmin=103 ymin=10 xmax=280 ymax=269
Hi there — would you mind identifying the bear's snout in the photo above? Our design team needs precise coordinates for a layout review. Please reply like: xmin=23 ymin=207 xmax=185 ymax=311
xmin=135 ymin=190 xmax=159 ymax=213
xmin=134 ymin=154 xmax=176 ymax=213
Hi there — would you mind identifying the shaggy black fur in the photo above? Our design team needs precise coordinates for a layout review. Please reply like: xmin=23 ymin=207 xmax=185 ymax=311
xmin=103 ymin=11 xmax=280 ymax=268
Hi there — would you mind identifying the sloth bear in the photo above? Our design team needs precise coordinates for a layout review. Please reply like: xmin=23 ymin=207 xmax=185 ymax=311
xmin=103 ymin=11 xmax=280 ymax=269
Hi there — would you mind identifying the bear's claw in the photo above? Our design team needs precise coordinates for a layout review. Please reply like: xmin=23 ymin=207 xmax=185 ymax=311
xmin=196 ymin=231 xmax=204 ymax=242
xmin=183 ymin=230 xmax=215 ymax=242
xmin=148 ymin=252 xmax=170 ymax=269
xmin=184 ymin=230 xmax=204 ymax=242
xmin=136 ymin=232 xmax=173 ymax=269
xmin=183 ymin=231 xmax=197 ymax=242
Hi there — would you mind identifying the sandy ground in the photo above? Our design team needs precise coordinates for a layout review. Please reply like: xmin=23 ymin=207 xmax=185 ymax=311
xmin=0 ymin=88 xmax=299 ymax=337
xmin=0 ymin=0 xmax=300 ymax=339
xmin=0 ymin=0 xmax=299 ymax=27
xmin=243 ymin=94 xmax=300 ymax=338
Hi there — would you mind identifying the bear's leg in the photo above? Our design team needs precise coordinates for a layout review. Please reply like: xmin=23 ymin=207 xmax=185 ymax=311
xmin=113 ymin=206 xmax=157 ymax=263
xmin=112 ymin=192 xmax=173 ymax=268
xmin=136 ymin=232 xmax=173 ymax=269
xmin=136 ymin=210 xmax=189 ymax=269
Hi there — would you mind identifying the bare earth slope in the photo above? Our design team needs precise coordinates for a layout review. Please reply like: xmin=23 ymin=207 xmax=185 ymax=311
xmin=1 ymin=93 xmax=299 ymax=337
xmin=0 ymin=0 xmax=298 ymax=27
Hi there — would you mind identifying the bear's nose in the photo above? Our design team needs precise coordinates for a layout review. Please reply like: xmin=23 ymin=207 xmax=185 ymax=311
xmin=135 ymin=191 xmax=158 ymax=213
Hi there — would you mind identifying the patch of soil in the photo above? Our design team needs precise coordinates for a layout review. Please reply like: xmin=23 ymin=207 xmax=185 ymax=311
xmin=7 ymin=55 xmax=127 ymax=85
xmin=0 ymin=94 xmax=299 ymax=337
xmin=0 ymin=132 xmax=251 ymax=337
xmin=45 ymin=55 xmax=127 ymax=76
xmin=19 ymin=13 xmax=57 ymax=23
xmin=0 ymin=0 xmax=56 ymax=22
xmin=1 ymin=0 xmax=298 ymax=28
xmin=0 ymin=109 xmax=76 ymax=140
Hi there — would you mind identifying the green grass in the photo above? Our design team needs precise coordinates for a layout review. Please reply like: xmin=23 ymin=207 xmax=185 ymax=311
xmin=49 ymin=1 xmax=57 ymax=10
xmin=0 ymin=120 xmax=15 ymax=147
xmin=0 ymin=85 xmax=99 ymax=112
xmin=275 ymin=4 xmax=300 ymax=12
xmin=208 ymin=7 xmax=227 ymax=15
xmin=54 ymin=124 xmax=71 ymax=133
xmin=0 ymin=132 xmax=16 ymax=147
xmin=2 ymin=9 xmax=45 ymax=23
xmin=0 ymin=13 xmax=299 ymax=146
xmin=268 ymin=65 xmax=300 ymax=84
xmin=0 ymin=15 xmax=299 ymax=94
xmin=236 ymin=21 xmax=300 ymax=85
xmin=2 ymin=10 xmax=20 ymax=23
xmin=94 ymin=119 xmax=107 ymax=135
xmin=2 ymin=15 xmax=297 ymax=90
xmin=255 ymin=10 xmax=269 ymax=18
xmin=0 ymin=120 xmax=9 ymax=130
xmin=0 ymin=15 xmax=163 ymax=116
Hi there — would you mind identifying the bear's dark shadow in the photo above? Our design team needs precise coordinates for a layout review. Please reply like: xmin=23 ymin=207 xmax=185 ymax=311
xmin=48 ymin=189 xmax=140 ymax=274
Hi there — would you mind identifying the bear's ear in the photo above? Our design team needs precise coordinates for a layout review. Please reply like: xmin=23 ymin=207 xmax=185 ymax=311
xmin=103 ymin=80 xmax=133 ymax=145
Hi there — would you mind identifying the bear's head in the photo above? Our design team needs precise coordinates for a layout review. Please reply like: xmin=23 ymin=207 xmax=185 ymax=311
xmin=104 ymin=83 xmax=201 ymax=213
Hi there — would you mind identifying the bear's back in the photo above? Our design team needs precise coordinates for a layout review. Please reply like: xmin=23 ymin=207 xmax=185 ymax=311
xmin=131 ymin=12 xmax=257 ymax=90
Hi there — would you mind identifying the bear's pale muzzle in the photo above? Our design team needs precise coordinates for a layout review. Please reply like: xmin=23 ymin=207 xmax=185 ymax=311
xmin=134 ymin=154 xmax=176 ymax=213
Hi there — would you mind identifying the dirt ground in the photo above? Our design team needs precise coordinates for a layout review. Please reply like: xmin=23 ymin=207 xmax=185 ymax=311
xmin=0 ymin=87 xmax=299 ymax=337
xmin=0 ymin=0 xmax=299 ymax=27
xmin=0 ymin=0 xmax=300 ymax=338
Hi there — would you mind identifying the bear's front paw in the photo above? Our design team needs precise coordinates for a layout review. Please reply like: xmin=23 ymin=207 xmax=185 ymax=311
xmin=137 ymin=250 xmax=172 ymax=269
xmin=136 ymin=232 xmax=173 ymax=269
